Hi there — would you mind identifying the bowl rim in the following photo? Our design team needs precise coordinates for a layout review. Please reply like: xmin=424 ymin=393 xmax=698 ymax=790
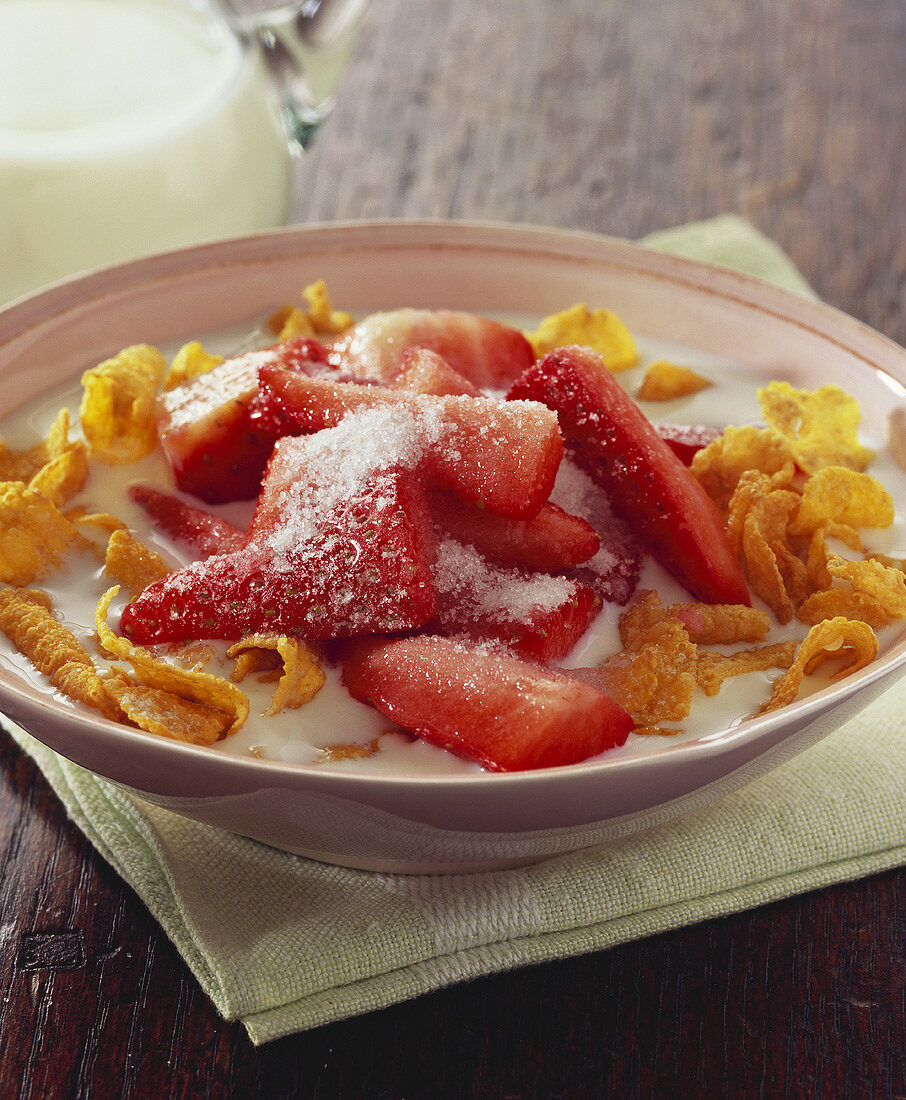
xmin=2 ymin=217 xmax=906 ymax=792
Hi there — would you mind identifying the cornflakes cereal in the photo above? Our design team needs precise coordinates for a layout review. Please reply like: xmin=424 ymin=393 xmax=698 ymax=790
xmin=227 ymin=634 xmax=325 ymax=715
xmin=601 ymin=591 xmax=698 ymax=724
xmin=164 ymin=341 xmax=223 ymax=391
xmin=759 ymin=617 xmax=878 ymax=714
xmin=668 ymin=603 xmax=770 ymax=645
xmin=637 ymin=360 xmax=711 ymax=401
xmin=797 ymin=554 xmax=906 ymax=628
xmin=758 ymin=381 xmax=873 ymax=474
xmin=80 ymin=343 xmax=166 ymax=464
xmin=693 ymin=426 xmax=796 ymax=512
xmin=737 ymin=486 xmax=806 ymax=624
xmin=0 ymin=409 xmax=73 ymax=482
xmin=269 ymin=280 xmax=354 ymax=340
xmin=0 ymin=587 xmax=115 ymax=717
xmin=96 ymin=587 xmax=249 ymax=737
xmin=102 ymin=670 xmax=226 ymax=746
xmin=104 ymin=529 xmax=170 ymax=599
xmin=0 ymin=483 xmax=78 ymax=585
xmin=696 ymin=641 xmax=796 ymax=697
xmin=29 ymin=445 xmax=89 ymax=508
xmin=525 ymin=304 xmax=638 ymax=370
xmin=317 ymin=738 xmax=383 ymax=763
xmin=789 ymin=467 xmax=894 ymax=536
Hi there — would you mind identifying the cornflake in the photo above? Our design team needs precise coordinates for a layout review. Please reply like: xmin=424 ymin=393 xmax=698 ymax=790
xmin=227 ymin=634 xmax=326 ymax=715
xmin=637 ymin=360 xmax=711 ymax=401
xmin=525 ymin=304 xmax=638 ymax=370
xmin=758 ymin=381 xmax=873 ymax=474
xmin=95 ymin=587 xmax=249 ymax=739
xmin=80 ymin=343 xmax=166 ymax=464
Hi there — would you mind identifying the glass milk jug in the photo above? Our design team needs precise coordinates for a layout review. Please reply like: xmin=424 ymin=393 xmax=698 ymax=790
xmin=0 ymin=0 xmax=367 ymax=305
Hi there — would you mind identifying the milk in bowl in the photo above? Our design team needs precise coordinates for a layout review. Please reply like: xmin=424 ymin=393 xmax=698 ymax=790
xmin=0 ymin=0 xmax=291 ymax=304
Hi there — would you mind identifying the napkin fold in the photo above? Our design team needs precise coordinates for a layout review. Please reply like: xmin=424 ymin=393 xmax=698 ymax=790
xmin=5 ymin=215 xmax=905 ymax=1044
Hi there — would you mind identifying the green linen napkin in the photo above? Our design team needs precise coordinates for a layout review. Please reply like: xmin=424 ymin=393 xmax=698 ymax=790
xmin=5 ymin=215 xmax=906 ymax=1044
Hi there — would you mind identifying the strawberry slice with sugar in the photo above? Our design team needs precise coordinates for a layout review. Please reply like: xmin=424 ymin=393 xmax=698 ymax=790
xmin=158 ymin=336 xmax=329 ymax=503
xmin=656 ymin=423 xmax=722 ymax=465
xmin=431 ymin=538 xmax=599 ymax=663
xmin=508 ymin=346 xmax=750 ymax=605
xmin=428 ymin=486 xmax=599 ymax=574
xmin=120 ymin=407 xmax=438 ymax=644
xmin=257 ymin=366 xmax=563 ymax=519
xmin=129 ymin=485 xmax=246 ymax=558
xmin=328 ymin=308 xmax=535 ymax=388
xmin=389 ymin=347 xmax=482 ymax=397
xmin=549 ymin=459 xmax=641 ymax=605
xmin=341 ymin=634 xmax=634 ymax=772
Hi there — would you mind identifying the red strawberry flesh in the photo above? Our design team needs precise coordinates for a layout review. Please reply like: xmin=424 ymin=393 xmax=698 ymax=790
xmin=341 ymin=634 xmax=634 ymax=772
xmin=656 ymin=423 xmax=723 ymax=465
xmin=389 ymin=347 xmax=482 ymax=397
xmin=429 ymin=486 xmax=599 ymax=574
xmin=158 ymin=336 xmax=329 ymax=504
xmin=129 ymin=485 xmax=246 ymax=558
xmin=327 ymin=308 xmax=535 ymax=388
xmin=507 ymin=346 xmax=750 ymax=605
xmin=256 ymin=366 xmax=563 ymax=519
xmin=431 ymin=538 xmax=600 ymax=662
xmin=120 ymin=409 xmax=439 ymax=643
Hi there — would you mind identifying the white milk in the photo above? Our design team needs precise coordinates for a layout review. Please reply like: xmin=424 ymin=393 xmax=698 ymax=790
xmin=0 ymin=0 xmax=291 ymax=304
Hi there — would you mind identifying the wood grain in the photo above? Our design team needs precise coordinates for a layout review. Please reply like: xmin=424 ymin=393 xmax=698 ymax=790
xmin=2 ymin=0 xmax=906 ymax=1095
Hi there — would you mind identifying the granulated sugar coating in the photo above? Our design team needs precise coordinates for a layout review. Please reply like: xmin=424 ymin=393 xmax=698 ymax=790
xmin=550 ymin=459 xmax=642 ymax=604
xmin=433 ymin=538 xmax=578 ymax=623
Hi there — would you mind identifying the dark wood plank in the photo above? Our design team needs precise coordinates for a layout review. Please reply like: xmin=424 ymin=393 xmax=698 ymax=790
xmin=1 ymin=0 xmax=906 ymax=1095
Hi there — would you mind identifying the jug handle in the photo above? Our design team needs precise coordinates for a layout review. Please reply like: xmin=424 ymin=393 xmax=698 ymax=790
xmin=217 ymin=0 xmax=368 ymax=151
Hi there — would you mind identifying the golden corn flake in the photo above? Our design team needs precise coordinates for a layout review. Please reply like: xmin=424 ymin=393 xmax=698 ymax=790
xmin=526 ymin=304 xmax=638 ymax=370
xmin=696 ymin=641 xmax=796 ymax=697
xmin=0 ymin=408 xmax=71 ymax=482
xmin=303 ymin=279 xmax=354 ymax=334
xmin=102 ymin=670 xmax=225 ymax=746
xmin=269 ymin=280 xmax=354 ymax=340
xmin=603 ymin=591 xmax=698 ymax=724
xmin=80 ymin=343 xmax=166 ymax=464
xmin=317 ymin=738 xmax=383 ymax=763
xmin=789 ymin=467 xmax=894 ymax=537
xmin=95 ymin=587 xmax=249 ymax=738
xmin=692 ymin=426 xmax=796 ymax=512
xmin=797 ymin=554 xmax=906 ymax=628
xmin=668 ymin=603 xmax=770 ymax=645
xmin=0 ymin=586 xmax=116 ymax=718
xmin=30 ymin=445 xmax=89 ymax=509
xmin=104 ymin=528 xmax=170 ymax=599
xmin=164 ymin=341 xmax=224 ymax=391
xmin=738 ymin=487 xmax=806 ymax=624
xmin=637 ymin=360 xmax=711 ymax=402
xmin=0 ymin=482 xmax=78 ymax=585
xmin=227 ymin=634 xmax=325 ymax=716
xmin=759 ymin=617 xmax=878 ymax=714
xmin=758 ymin=381 xmax=873 ymax=474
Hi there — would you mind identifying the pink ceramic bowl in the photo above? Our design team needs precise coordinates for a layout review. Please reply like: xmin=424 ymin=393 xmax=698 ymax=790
xmin=1 ymin=221 xmax=905 ymax=872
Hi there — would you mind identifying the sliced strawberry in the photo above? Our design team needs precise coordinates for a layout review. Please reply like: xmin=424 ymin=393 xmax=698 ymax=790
xmin=257 ymin=366 xmax=563 ymax=519
xmin=428 ymin=486 xmax=598 ymax=573
xmin=389 ymin=347 xmax=482 ymax=397
xmin=431 ymin=538 xmax=599 ymax=662
xmin=507 ymin=346 xmax=750 ymax=605
xmin=656 ymin=423 xmax=722 ymax=465
xmin=120 ymin=420 xmax=437 ymax=644
xmin=327 ymin=308 xmax=535 ymax=388
xmin=341 ymin=634 xmax=633 ymax=771
xmin=158 ymin=336 xmax=329 ymax=504
xmin=129 ymin=485 xmax=246 ymax=558
xmin=549 ymin=459 xmax=642 ymax=605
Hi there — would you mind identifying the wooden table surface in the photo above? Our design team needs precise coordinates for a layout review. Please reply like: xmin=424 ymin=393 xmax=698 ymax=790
xmin=3 ymin=0 xmax=906 ymax=1096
